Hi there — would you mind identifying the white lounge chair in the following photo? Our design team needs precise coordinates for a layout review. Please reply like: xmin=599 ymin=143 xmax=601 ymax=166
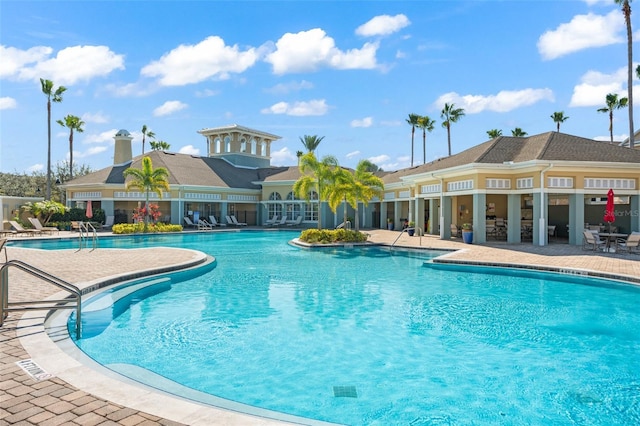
xmin=227 ymin=215 xmax=247 ymax=226
xmin=287 ymin=216 xmax=303 ymax=227
xmin=29 ymin=217 xmax=59 ymax=235
xmin=198 ymin=219 xmax=214 ymax=230
xmin=270 ymin=216 xmax=287 ymax=227
xmin=582 ymin=230 xmax=606 ymax=251
xmin=102 ymin=215 xmax=114 ymax=230
xmin=209 ymin=215 xmax=226 ymax=227
xmin=9 ymin=220 xmax=40 ymax=236
xmin=0 ymin=237 xmax=7 ymax=262
xmin=183 ymin=217 xmax=198 ymax=228
xmin=264 ymin=214 xmax=278 ymax=226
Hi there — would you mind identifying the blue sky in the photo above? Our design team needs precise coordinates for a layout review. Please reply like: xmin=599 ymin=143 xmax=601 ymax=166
xmin=1 ymin=0 xmax=637 ymax=175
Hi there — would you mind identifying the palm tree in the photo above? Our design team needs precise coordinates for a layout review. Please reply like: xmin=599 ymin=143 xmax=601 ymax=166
xmin=598 ymin=93 xmax=629 ymax=144
xmin=40 ymin=78 xmax=67 ymax=200
xmin=416 ymin=115 xmax=435 ymax=164
xmin=550 ymin=111 xmax=569 ymax=132
xmin=616 ymin=0 xmax=634 ymax=148
xmin=406 ymin=113 xmax=420 ymax=166
xmin=486 ymin=129 xmax=502 ymax=139
xmin=293 ymin=152 xmax=339 ymax=229
xmin=511 ymin=128 xmax=528 ymax=137
xmin=141 ymin=124 xmax=156 ymax=155
xmin=440 ymin=103 xmax=465 ymax=156
xmin=123 ymin=156 xmax=170 ymax=230
xmin=149 ymin=140 xmax=171 ymax=151
xmin=299 ymin=135 xmax=324 ymax=153
xmin=56 ymin=115 xmax=85 ymax=180
xmin=329 ymin=160 xmax=384 ymax=231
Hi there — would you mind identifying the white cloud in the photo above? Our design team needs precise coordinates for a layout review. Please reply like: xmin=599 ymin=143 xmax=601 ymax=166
xmin=346 ymin=150 xmax=361 ymax=159
xmin=0 ymin=45 xmax=52 ymax=78
xmin=141 ymin=36 xmax=259 ymax=86
xmin=75 ymin=146 xmax=108 ymax=158
xmin=195 ymin=88 xmax=220 ymax=97
xmin=153 ymin=100 xmax=188 ymax=117
xmin=0 ymin=97 xmax=17 ymax=110
xmin=583 ymin=0 xmax=611 ymax=6
xmin=537 ymin=11 xmax=623 ymax=60
xmin=178 ymin=145 xmax=199 ymax=155
xmin=351 ymin=117 xmax=373 ymax=127
xmin=10 ymin=45 xmax=125 ymax=85
xmin=83 ymin=129 xmax=119 ymax=145
xmin=355 ymin=14 xmax=410 ymax=37
xmin=569 ymin=67 xmax=630 ymax=107
xmin=264 ymin=80 xmax=314 ymax=94
xmin=265 ymin=28 xmax=378 ymax=74
xmin=82 ymin=112 xmax=108 ymax=123
xmin=270 ymin=147 xmax=297 ymax=166
xmin=434 ymin=88 xmax=554 ymax=114
xmin=261 ymin=99 xmax=329 ymax=116
xmin=26 ymin=163 xmax=44 ymax=173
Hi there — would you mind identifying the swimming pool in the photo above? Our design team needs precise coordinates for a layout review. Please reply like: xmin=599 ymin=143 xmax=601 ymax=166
xmin=22 ymin=232 xmax=640 ymax=425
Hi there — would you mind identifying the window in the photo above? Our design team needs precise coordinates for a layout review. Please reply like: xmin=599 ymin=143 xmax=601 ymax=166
xmin=268 ymin=192 xmax=282 ymax=218
xmin=304 ymin=191 xmax=318 ymax=221
xmin=285 ymin=191 xmax=301 ymax=220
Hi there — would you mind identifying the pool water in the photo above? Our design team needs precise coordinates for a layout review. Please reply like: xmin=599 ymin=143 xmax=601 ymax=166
xmin=28 ymin=232 xmax=640 ymax=425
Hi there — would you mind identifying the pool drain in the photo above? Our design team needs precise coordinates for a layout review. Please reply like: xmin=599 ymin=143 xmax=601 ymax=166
xmin=333 ymin=385 xmax=358 ymax=398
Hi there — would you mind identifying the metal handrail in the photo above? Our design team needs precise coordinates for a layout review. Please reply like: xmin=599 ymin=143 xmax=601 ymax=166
xmin=77 ymin=221 xmax=98 ymax=252
xmin=0 ymin=260 xmax=82 ymax=339
xmin=391 ymin=226 xmax=424 ymax=247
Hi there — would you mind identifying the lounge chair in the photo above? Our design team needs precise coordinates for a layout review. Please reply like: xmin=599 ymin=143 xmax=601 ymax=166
xmin=264 ymin=214 xmax=278 ymax=226
xmin=582 ymin=230 xmax=606 ymax=251
xmin=8 ymin=220 xmax=40 ymax=236
xmin=450 ymin=224 xmax=461 ymax=238
xmin=102 ymin=215 xmax=114 ymax=230
xmin=198 ymin=219 xmax=214 ymax=230
xmin=270 ymin=216 xmax=287 ymax=227
xmin=29 ymin=217 xmax=59 ymax=235
xmin=0 ymin=237 xmax=7 ymax=262
xmin=287 ymin=215 xmax=303 ymax=227
xmin=615 ymin=232 xmax=640 ymax=254
xmin=209 ymin=215 xmax=226 ymax=227
xmin=226 ymin=215 xmax=247 ymax=226
xmin=183 ymin=217 xmax=198 ymax=228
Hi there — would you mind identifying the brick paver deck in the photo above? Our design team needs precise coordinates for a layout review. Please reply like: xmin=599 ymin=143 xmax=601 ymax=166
xmin=1 ymin=230 xmax=638 ymax=425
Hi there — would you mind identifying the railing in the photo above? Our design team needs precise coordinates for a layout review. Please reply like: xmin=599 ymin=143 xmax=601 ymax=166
xmin=391 ymin=227 xmax=424 ymax=247
xmin=77 ymin=221 xmax=98 ymax=252
xmin=0 ymin=260 xmax=82 ymax=339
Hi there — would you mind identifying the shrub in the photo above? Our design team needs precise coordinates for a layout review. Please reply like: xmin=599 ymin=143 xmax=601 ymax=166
xmin=112 ymin=223 xmax=183 ymax=234
xmin=299 ymin=229 xmax=368 ymax=244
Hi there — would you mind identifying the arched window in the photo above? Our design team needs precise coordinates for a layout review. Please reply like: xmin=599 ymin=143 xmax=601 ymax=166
xmin=260 ymin=141 xmax=267 ymax=156
xmin=224 ymin=136 xmax=231 ymax=153
xmin=240 ymin=138 xmax=247 ymax=153
xmin=214 ymin=137 xmax=221 ymax=154
xmin=285 ymin=192 xmax=301 ymax=220
xmin=268 ymin=192 xmax=282 ymax=218
xmin=304 ymin=191 xmax=318 ymax=221
xmin=250 ymin=138 xmax=257 ymax=155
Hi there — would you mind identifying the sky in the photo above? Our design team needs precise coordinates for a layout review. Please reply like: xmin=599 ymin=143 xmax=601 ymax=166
xmin=1 ymin=0 xmax=638 ymax=176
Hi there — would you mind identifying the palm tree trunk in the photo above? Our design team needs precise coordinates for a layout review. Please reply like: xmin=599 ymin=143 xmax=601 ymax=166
xmin=69 ymin=129 xmax=74 ymax=180
xmin=610 ymin=111 xmax=614 ymax=144
xmin=447 ymin=125 xmax=452 ymax=156
xmin=411 ymin=127 xmax=415 ymax=167
xmin=422 ymin=130 xmax=426 ymax=164
xmin=626 ymin=4 xmax=635 ymax=148
xmin=46 ymin=100 xmax=52 ymax=200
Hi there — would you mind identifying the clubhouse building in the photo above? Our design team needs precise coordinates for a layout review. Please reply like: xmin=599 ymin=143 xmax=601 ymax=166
xmin=62 ymin=124 xmax=640 ymax=246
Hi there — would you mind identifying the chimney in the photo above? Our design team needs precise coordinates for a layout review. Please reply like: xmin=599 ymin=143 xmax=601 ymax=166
xmin=113 ymin=129 xmax=133 ymax=165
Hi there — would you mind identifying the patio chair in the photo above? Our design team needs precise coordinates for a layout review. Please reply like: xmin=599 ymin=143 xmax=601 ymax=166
xmin=102 ymin=215 xmax=114 ymax=230
xmin=209 ymin=215 xmax=226 ymax=227
xmin=28 ymin=217 xmax=59 ymax=235
xmin=183 ymin=217 xmax=198 ymax=228
xmin=450 ymin=223 xmax=461 ymax=238
xmin=8 ymin=220 xmax=40 ymax=236
xmin=582 ymin=230 xmax=606 ymax=251
xmin=270 ymin=216 xmax=287 ymax=227
xmin=198 ymin=219 xmax=214 ymax=230
xmin=615 ymin=232 xmax=640 ymax=254
xmin=547 ymin=225 xmax=556 ymax=242
xmin=287 ymin=215 xmax=303 ymax=227
xmin=227 ymin=215 xmax=247 ymax=226
xmin=264 ymin=214 xmax=278 ymax=226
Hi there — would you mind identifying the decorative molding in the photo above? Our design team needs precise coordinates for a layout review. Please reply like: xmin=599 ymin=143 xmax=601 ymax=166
xmin=185 ymin=193 xmax=221 ymax=200
xmin=114 ymin=191 xmax=170 ymax=199
xmin=228 ymin=194 xmax=258 ymax=202
xmin=71 ymin=191 xmax=102 ymax=199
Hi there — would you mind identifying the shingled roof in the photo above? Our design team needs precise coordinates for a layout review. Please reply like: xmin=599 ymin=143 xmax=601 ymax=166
xmin=382 ymin=132 xmax=640 ymax=184
xmin=65 ymin=150 xmax=293 ymax=189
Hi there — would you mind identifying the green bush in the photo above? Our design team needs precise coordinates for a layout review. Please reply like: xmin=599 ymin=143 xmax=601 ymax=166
xmin=112 ymin=223 xmax=183 ymax=234
xmin=299 ymin=229 xmax=368 ymax=244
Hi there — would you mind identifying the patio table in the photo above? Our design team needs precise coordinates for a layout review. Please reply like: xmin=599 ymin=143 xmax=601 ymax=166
xmin=598 ymin=233 xmax=628 ymax=252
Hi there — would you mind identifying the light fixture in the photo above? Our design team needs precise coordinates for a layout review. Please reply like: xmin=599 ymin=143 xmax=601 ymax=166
xmin=55 ymin=178 xmax=61 ymax=185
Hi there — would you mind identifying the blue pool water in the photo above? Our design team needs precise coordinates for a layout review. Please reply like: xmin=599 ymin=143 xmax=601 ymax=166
xmin=19 ymin=232 xmax=640 ymax=425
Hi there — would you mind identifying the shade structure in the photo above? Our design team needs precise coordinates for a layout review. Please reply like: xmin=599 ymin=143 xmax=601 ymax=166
xmin=603 ymin=189 xmax=615 ymax=232
xmin=86 ymin=200 xmax=93 ymax=219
